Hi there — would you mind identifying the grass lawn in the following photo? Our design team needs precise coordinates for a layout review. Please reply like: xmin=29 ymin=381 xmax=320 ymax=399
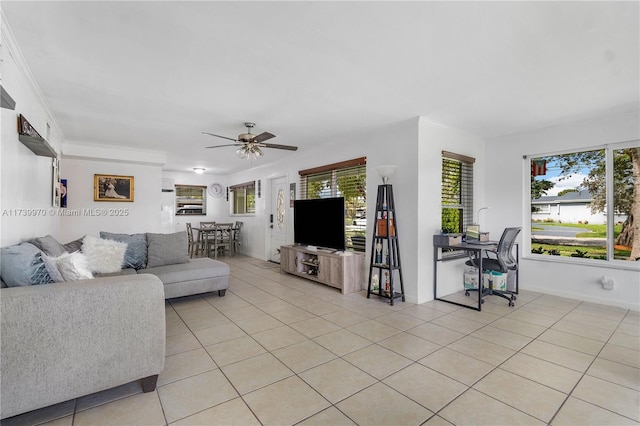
xmin=531 ymin=220 xmax=630 ymax=259
xmin=531 ymin=221 xmax=623 ymax=238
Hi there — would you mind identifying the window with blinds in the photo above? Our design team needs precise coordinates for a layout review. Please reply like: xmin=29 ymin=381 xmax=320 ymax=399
xmin=299 ymin=157 xmax=367 ymax=250
xmin=175 ymin=184 xmax=206 ymax=215
xmin=230 ymin=181 xmax=255 ymax=214
xmin=441 ymin=151 xmax=474 ymax=234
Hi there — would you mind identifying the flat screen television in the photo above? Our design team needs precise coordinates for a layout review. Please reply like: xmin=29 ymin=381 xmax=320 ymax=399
xmin=294 ymin=197 xmax=346 ymax=251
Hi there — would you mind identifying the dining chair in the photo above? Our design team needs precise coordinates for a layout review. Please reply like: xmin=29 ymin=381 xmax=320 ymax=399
xmin=212 ymin=223 xmax=233 ymax=258
xmin=185 ymin=223 xmax=204 ymax=258
xmin=197 ymin=222 xmax=216 ymax=257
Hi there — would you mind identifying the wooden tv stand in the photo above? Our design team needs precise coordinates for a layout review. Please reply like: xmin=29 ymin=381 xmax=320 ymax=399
xmin=280 ymin=245 xmax=364 ymax=294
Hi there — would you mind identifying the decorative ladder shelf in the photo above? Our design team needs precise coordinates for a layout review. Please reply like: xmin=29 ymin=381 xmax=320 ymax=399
xmin=367 ymin=184 xmax=405 ymax=305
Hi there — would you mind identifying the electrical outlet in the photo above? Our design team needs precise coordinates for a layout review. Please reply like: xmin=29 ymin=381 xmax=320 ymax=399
xmin=601 ymin=276 xmax=615 ymax=290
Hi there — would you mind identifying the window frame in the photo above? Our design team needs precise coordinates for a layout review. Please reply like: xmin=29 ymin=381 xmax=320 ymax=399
xmin=526 ymin=140 xmax=639 ymax=267
xmin=175 ymin=184 xmax=206 ymax=216
xmin=229 ymin=181 xmax=256 ymax=215
xmin=299 ymin=157 xmax=367 ymax=251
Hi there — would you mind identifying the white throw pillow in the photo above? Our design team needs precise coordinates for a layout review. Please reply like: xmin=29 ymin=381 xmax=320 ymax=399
xmin=81 ymin=235 xmax=127 ymax=274
xmin=51 ymin=252 xmax=94 ymax=281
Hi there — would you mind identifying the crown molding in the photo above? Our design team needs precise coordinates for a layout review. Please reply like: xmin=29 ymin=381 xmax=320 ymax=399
xmin=62 ymin=142 xmax=167 ymax=166
xmin=1 ymin=10 xmax=64 ymax=141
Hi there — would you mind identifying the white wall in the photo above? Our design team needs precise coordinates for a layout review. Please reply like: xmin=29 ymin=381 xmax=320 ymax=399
xmin=58 ymin=158 xmax=164 ymax=241
xmin=417 ymin=119 xmax=487 ymax=303
xmin=1 ymin=15 xmax=65 ymax=246
xmin=162 ymin=171 xmax=228 ymax=233
xmin=486 ymin=111 xmax=640 ymax=310
xmin=221 ymin=118 xmax=424 ymax=301
xmin=213 ymin=117 xmax=488 ymax=305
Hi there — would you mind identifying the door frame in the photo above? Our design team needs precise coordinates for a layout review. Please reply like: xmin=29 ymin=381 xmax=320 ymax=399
xmin=266 ymin=175 xmax=290 ymax=262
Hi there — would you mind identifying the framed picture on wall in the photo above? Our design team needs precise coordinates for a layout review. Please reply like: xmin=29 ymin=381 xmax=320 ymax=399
xmin=60 ymin=179 xmax=67 ymax=208
xmin=52 ymin=159 xmax=60 ymax=207
xmin=94 ymin=174 xmax=134 ymax=202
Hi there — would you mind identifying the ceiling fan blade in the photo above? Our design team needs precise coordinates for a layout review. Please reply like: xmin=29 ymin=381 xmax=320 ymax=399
xmin=259 ymin=142 xmax=298 ymax=151
xmin=205 ymin=143 xmax=243 ymax=149
xmin=250 ymin=132 xmax=276 ymax=143
xmin=202 ymin=132 xmax=238 ymax=142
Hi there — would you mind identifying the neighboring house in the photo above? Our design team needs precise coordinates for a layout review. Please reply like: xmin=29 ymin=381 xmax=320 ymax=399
xmin=532 ymin=190 xmax=627 ymax=224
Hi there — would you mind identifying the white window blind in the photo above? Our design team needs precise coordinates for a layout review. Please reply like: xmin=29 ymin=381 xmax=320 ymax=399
xmin=299 ymin=157 xmax=366 ymax=204
xmin=299 ymin=157 xmax=367 ymax=250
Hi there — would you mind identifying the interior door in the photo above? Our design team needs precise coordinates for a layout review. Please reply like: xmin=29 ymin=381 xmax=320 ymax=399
xmin=269 ymin=176 xmax=288 ymax=263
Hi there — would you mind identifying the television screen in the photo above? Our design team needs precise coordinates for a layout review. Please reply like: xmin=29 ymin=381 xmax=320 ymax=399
xmin=294 ymin=197 xmax=346 ymax=250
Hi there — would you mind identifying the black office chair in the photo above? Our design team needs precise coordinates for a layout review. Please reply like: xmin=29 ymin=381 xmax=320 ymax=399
xmin=465 ymin=227 xmax=521 ymax=307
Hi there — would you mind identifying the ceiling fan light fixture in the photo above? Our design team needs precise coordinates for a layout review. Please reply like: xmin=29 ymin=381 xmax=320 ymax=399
xmin=203 ymin=122 xmax=297 ymax=161
xmin=236 ymin=143 xmax=264 ymax=160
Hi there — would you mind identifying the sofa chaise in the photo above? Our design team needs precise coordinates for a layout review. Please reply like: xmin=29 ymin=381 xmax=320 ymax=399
xmin=0 ymin=273 xmax=165 ymax=419
xmin=0 ymin=231 xmax=230 ymax=419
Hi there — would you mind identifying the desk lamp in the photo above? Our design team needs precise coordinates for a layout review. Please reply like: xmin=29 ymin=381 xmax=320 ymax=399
xmin=475 ymin=207 xmax=490 ymax=241
xmin=476 ymin=207 xmax=489 ymax=226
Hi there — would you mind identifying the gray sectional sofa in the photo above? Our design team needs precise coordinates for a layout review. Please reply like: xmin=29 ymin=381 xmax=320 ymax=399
xmin=0 ymin=231 xmax=230 ymax=420
xmin=1 ymin=231 xmax=231 ymax=298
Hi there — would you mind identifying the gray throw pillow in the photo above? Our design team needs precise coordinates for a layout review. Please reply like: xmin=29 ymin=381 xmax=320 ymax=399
xmin=0 ymin=242 xmax=53 ymax=287
xmin=63 ymin=237 xmax=85 ymax=253
xmin=30 ymin=235 xmax=66 ymax=257
xmin=100 ymin=232 xmax=148 ymax=269
xmin=146 ymin=232 xmax=189 ymax=268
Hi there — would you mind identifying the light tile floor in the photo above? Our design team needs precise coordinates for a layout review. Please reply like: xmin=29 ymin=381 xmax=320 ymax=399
xmin=4 ymin=255 xmax=639 ymax=426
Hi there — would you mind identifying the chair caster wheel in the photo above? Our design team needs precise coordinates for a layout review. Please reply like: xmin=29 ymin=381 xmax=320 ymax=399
xmin=512 ymin=295 xmax=517 ymax=301
xmin=481 ymin=299 xmax=485 ymax=304
xmin=508 ymin=301 xmax=515 ymax=307
xmin=465 ymin=291 xmax=470 ymax=297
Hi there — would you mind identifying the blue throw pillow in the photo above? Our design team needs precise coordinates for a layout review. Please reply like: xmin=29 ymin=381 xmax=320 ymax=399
xmin=99 ymin=232 xmax=148 ymax=270
xmin=0 ymin=243 xmax=53 ymax=287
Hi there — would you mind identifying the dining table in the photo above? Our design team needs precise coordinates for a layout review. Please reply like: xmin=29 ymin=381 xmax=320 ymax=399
xmin=192 ymin=223 xmax=237 ymax=258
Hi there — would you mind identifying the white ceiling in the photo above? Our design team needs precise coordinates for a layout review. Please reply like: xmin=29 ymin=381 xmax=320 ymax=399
xmin=3 ymin=1 xmax=638 ymax=174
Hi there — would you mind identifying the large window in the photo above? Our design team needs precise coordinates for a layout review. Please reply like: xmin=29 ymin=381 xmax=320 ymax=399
xmin=441 ymin=151 xmax=474 ymax=234
xmin=529 ymin=143 xmax=639 ymax=262
xmin=299 ymin=157 xmax=366 ymax=251
xmin=230 ymin=181 xmax=255 ymax=215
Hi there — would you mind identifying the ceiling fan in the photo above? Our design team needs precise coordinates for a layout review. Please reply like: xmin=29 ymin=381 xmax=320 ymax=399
xmin=203 ymin=122 xmax=298 ymax=160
